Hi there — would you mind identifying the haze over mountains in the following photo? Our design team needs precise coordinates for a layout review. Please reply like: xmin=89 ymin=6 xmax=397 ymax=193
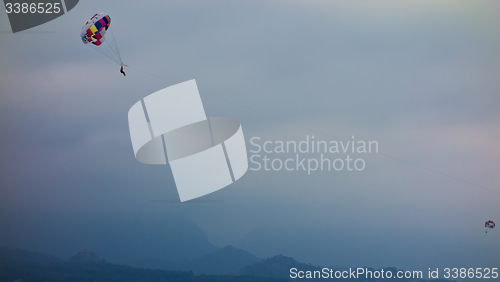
xmin=0 ymin=212 xmax=459 ymax=281
xmin=0 ymin=246 xmax=455 ymax=282
xmin=0 ymin=211 xmax=218 ymax=265
xmin=0 ymin=247 xmax=286 ymax=282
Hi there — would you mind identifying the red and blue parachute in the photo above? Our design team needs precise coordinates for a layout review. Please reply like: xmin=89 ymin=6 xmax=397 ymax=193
xmin=81 ymin=13 xmax=110 ymax=46
xmin=80 ymin=13 xmax=124 ymax=66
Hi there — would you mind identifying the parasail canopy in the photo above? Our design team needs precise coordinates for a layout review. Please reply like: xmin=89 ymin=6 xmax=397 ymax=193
xmin=80 ymin=13 xmax=110 ymax=46
xmin=485 ymin=220 xmax=495 ymax=228
xmin=80 ymin=13 xmax=123 ymax=66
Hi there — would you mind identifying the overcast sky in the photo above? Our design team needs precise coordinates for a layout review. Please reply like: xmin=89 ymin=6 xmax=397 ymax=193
xmin=0 ymin=0 xmax=499 ymax=273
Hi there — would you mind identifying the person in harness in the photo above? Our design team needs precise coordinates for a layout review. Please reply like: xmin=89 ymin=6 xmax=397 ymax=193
xmin=120 ymin=65 xmax=126 ymax=76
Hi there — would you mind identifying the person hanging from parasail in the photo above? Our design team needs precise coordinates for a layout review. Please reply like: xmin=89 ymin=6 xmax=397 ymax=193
xmin=485 ymin=220 xmax=495 ymax=233
xmin=81 ymin=13 xmax=126 ymax=72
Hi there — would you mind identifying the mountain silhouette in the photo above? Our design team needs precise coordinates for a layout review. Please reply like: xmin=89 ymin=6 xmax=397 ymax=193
xmin=0 ymin=247 xmax=455 ymax=282
xmin=68 ymin=248 xmax=104 ymax=263
xmin=0 ymin=247 xmax=287 ymax=282
xmin=237 ymin=254 xmax=320 ymax=278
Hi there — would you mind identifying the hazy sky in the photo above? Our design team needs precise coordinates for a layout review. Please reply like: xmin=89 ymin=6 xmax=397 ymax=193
xmin=0 ymin=0 xmax=499 ymax=273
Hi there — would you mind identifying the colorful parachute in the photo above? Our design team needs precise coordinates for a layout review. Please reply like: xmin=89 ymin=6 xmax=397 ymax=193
xmin=80 ymin=13 xmax=123 ymax=66
xmin=485 ymin=220 xmax=495 ymax=233
xmin=81 ymin=13 xmax=110 ymax=46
